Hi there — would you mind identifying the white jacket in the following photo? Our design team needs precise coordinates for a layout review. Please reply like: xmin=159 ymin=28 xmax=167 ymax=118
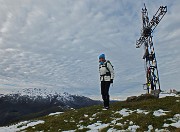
xmin=99 ymin=60 xmax=115 ymax=81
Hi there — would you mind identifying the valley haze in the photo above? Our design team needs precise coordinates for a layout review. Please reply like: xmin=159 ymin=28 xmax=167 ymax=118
xmin=0 ymin=0 xmax=180 ymax=100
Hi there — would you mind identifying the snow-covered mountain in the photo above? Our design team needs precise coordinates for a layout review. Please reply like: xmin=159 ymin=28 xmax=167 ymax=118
xmin=0 ymin=0 xmax=179 ymax=99
xmin=0 ymin=88 xmax=101 ymax=126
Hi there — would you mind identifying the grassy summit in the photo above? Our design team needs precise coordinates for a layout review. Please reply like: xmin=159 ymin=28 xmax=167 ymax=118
xmin=12 ymin=95 xmax=180 ymax=131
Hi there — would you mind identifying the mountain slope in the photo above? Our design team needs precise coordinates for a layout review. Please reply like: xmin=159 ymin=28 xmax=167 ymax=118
xmin=0 ymin=88 xmax=101 ymax=126
xmin=1 ymin=95 xmax=179 ymax=132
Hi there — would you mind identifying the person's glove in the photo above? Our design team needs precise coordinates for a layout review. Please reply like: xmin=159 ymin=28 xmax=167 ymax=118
xmin=110 ymin=79 xmax=113 ymax=84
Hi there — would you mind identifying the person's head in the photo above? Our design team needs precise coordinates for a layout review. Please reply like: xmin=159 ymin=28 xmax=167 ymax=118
xmin=99 ymin=54 xmax=106 ymax=64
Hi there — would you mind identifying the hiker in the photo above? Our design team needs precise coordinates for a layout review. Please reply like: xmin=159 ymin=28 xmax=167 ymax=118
xmin=99 ymin=54 xmax=114 ymax=109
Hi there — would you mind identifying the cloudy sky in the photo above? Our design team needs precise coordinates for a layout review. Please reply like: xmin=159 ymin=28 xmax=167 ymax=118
xmin=0 ymin=0 xmax=179 ymax=99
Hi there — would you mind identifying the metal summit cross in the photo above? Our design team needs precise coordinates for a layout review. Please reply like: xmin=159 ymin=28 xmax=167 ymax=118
xmin=136 ymin=4 xmax=167 ymax=95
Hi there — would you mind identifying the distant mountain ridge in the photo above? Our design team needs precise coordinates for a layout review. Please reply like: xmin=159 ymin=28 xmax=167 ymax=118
xmin=0 ymin=88 xmax=101 ymax=126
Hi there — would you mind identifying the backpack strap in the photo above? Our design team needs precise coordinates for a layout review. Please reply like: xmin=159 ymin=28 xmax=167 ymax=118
xmin=104 ymin=61 xmax=111 ymax=76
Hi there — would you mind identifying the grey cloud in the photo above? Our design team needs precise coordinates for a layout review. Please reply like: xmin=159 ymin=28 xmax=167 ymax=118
xmin=0 ymin=0 xmax=179 ymax=98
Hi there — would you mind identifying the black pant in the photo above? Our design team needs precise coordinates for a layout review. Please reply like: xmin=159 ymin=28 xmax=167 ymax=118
xmin=101 ymin=81 xmax=111 ymax=107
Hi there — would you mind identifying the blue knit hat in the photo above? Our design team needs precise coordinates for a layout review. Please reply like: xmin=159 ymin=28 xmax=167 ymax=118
xmin=99 ymin=54 xmax=105 ymax=59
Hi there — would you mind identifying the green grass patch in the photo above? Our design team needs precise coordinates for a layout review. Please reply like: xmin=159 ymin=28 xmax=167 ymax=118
xmin=19 ymin=96 xmax=180 ymax=132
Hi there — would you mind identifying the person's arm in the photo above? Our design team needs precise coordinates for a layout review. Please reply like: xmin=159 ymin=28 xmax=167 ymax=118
xmin=107 ymin=62 xmax=114 ymax=80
